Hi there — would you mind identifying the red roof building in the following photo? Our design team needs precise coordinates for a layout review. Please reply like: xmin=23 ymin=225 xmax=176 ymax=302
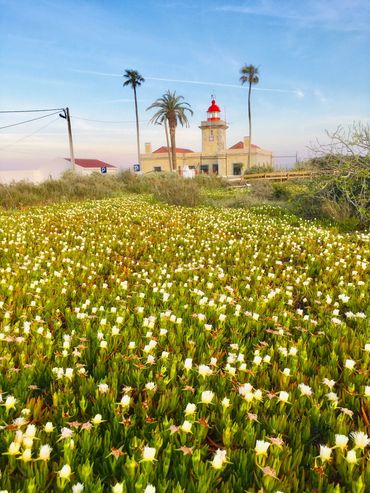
xmin=153 ymin=146 xmax=194 ymax=154
xmin=65 ymin=158 xmax=117 ymax=175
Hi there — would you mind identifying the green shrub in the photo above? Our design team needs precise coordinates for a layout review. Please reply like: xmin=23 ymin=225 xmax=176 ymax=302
xmin=151 ymin=175 xmax=201 ymax=206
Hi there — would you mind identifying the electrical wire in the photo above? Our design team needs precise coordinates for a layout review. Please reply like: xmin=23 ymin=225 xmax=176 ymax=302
xmin=0 ymin=117 xmax=60 ymax=151
xmin=0 ymin=111 xmax=61 ymax=130
xmin=0 ymin=108 xmax=63 ymax=113
xmin=72 ymin=116 xmax=147 ymax=123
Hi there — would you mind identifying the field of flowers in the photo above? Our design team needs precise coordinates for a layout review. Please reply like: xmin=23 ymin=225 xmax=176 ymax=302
xmin=0 ymin=195 xmax=369 ymax=493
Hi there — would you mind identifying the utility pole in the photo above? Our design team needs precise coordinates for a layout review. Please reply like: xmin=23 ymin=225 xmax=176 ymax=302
xmin=59 ymin=107 xmax=75 ymax=171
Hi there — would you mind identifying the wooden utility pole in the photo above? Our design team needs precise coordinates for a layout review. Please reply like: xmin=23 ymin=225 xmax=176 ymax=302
xmin=60 ymin=107 xmax=75 ymax=170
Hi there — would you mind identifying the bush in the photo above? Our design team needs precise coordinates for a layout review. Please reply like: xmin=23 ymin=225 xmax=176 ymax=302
xmin=0 ymin=171 xmax=127 ymax=209
xmin=151 ymin=175 xmax=201 ymax=206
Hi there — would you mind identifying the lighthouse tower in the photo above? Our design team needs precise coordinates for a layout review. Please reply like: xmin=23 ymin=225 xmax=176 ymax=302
xmin=199 ymin=98 xmax=228 ymax=155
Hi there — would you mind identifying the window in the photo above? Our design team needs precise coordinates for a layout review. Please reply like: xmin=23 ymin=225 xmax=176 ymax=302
xmin=154 ymin=166 xmax=162 ymax=172
xmin=200 ymin=164 xmax=209 ymax=174
xmin=233 ymin=163 xmax=242 ymax=175
xmin=212 ymin=164 xmax=219 ymax=175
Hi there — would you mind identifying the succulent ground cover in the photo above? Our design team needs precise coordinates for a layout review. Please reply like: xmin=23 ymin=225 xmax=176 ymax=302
xmin=0 ymin=196 xmax=369 ymax=493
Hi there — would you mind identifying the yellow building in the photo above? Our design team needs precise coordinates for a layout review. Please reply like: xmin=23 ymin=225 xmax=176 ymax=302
xmin=140 ymin=98 xmax=272 ymax=176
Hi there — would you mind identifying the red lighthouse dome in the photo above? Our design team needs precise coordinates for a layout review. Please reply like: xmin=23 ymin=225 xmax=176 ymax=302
xmin=207 ymin=99 xmax=221 ymax=121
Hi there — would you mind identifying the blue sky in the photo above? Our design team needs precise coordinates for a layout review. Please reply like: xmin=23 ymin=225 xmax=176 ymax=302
xmin=1 ymin=0 xmax=369 ymax=169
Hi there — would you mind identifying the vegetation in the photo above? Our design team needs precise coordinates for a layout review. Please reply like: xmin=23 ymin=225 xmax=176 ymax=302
xmin=123 ymin=69 xmax=145 ymax=165
xmin=289 ymin=123 xmax=370 ymax=229
xmin=147 ymin=91 xmax=193 ymax=172
xmin=0 ymin=195 xmax=368 ymax=492
xmin=240 ymin=64 xmax=260 ymax=170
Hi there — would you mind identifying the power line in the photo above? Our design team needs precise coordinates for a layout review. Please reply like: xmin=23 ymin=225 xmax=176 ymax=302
xmin=0 ymin=108 xmax=63 ymax=114
xmin=72 ymin=116 xmax=147 ymax=123
xmin=0 ymin=117 xmax=60 ymax=151
xmin=0 ymin=112 xmax=60 ymax=130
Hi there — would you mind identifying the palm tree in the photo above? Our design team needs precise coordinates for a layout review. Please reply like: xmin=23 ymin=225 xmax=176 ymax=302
xmin=240 ymin=64 xmax=259 ymax=169
xmin=147 ymin=91 xmax=193 ymax=172
xmin=123 ymin=69 xmax=145 ymax=166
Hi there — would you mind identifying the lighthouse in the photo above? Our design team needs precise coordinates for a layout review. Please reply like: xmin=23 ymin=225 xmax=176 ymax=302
xmin=199 ymin=98 xmax=228 ymax=155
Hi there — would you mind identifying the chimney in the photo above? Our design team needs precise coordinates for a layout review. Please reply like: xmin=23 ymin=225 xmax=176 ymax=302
xmin=243 ymin=136 xmax=250 ymax=148
xmin=145 ymin=142 xmax=152 ymax=154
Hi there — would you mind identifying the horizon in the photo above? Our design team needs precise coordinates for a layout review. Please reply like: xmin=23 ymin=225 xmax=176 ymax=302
xmin=1 ymin=0 xmax=370 ymax=172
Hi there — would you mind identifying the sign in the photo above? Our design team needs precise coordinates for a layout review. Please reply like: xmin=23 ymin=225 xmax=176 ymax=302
xmin=133 ymin=164 xmax=141 ymax=172
xmin=101 ymin=166 xmax=107 ymax=174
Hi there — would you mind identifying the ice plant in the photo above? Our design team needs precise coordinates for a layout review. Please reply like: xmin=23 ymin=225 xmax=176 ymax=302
xmin=211 ymin=449 xmax=227 ymax=469
xmin=319 ymin=445 xmax=332 ymax=463
xmin=142 ymin=446 xmax=156 ymax=462
xmin=255 ymin=440 xmax=270 ymax=456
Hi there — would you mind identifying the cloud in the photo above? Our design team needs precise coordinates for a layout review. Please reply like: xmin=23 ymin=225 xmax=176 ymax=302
xmin=216 ymin=0 xmax=370 ymax=32
xmin=70 ymin=70 xmax=303 ymax=97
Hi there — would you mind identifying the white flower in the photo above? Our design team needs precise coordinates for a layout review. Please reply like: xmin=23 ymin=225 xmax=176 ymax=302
xmin=365 ymin=386 xmax=370 ymax=397
xmin=322 ymin=378 xmax=336 ymax=389
xmin=350 ymin=431 xmax=370 ymax=449
xmin=38 ymin=444 xmax=52 ymax=461
xmin=100 ymin=340 xmax=108 ymax=349
xmin=25 ymin=424 xmax=37 ymax=438
xmin=7 ymin=441 xmax=20 ymax=455
xmin=4 ymin=395 xmax=16 ymax=411
xmin=345 ymin=359 xmax=355 ymax=370
xmin=128 ymin=341 xmax=136 ymax=349
xmin=20 ymin=449 xmax=32 ymax=462
xmin=144 ymin=485 xmax=156 ymax=493
xmin=72 ymin=483 xmax=84 ymax=493
xmin=145 ymin=382 xmax=157 ymax=391
xmin=282 ymin=368 xmax=291 ymax=376
xmin=181 ymin=420 xmax=192 ymax=433
xmin=184 ymin=358 xmax=192 ymax=370
xmin=278 ymin=391 xmax=290 ymax=403
xmin=345 ymin=449 xmax=358 ymax=464
xmin=253 ymin=355 xmax=262 ymax=365
xmin=120 ymin=395 xmax=131 ymax=408
xmin=142 ymin=446 xmax=156 ymax=462
xmin=60 ymin=427 xmax=73 ymax=440
xmin=365 ymin=343 xmax=370 ymax=352
xmin=211 ymin=449 xmax=227 ymax=469
xmin=98 ymin=383 xmax=109 ymax=394
xmin=255 ymin=440 xmax=270 ymax=456
xmin=65 ymin=368 xmax=74 ymax=380
xmin=201 ymin=391 xmax=214 ymax=404
xmin=298 ymin=384 xmax=313 ymax=396
xmin=335 ymin=434 xmax=349 ymax=449
xmin=319 ymin=445 xmax=332 ymax=462
xmin=221 ymin=397 xmax=230 ymax=408
xmin=326 ymin=392 xmax=339 ymax=405
xmin=58 ymin=464 xmax=72 ymax=480
xmin=44 ymin=422 xmax=54 ymax=433
xmin=184 ymin=403 xmax=197 ymax=416
xmin=289 ymin=347 xmax=298 ymax=356
xmin=91 ymin=414 xmax=103 ymax=425
xmin=198 ymin=364 xmax=212 ymax=377
xmin=111 ymin=483 xmax=123 ymax=493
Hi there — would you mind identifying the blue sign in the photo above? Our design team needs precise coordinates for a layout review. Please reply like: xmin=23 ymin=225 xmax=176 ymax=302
xmin=101 ymin=166 xmax=107 ymax=174
xmin=133 ymin=164 xmax=141 ymax=172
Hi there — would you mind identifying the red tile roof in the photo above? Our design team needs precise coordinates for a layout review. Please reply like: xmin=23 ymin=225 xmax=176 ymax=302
xmin=65 ymin=158 xmax=116 ymax=168
xmin=153 ymin=146 xmax=194 ymax=154
xmin=229 ymin=141 xmax=259 ymax=150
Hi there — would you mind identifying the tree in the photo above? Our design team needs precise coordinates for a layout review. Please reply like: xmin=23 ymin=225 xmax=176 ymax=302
xmin=240 ymin=64 xmax=259 ymax=170
xmin=147 ymin=91 xmax=193 ymax=172
xmin=297 ymin=123 xmax=370 ymax=228
xmin=123 ymin=69 xmax=145 ymax=166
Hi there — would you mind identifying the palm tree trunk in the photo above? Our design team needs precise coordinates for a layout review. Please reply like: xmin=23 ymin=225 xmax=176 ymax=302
xmin=169 ymin=123 xmax=177 ymax=172
xmin=248 ymin=82 xmax=252 ymax=170
xmin=133 ymin=86 xmax=141 ymax=165
xmin=164 ymin=118 xmax=172 ymax=171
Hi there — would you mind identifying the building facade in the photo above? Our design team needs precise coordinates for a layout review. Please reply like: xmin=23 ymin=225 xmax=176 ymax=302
xmin=140 ymin=99 xmax=272 ymax=176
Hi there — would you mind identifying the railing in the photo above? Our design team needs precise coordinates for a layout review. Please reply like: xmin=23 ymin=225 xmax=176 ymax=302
xmin=226 ymin=169 xmax=335 ymax=184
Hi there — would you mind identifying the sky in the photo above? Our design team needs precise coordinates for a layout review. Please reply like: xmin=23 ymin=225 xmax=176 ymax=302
xmin=1 ymin=0 xmax=370 ymax=172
